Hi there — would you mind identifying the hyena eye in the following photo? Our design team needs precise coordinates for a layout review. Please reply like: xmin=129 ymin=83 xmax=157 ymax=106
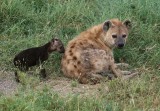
xmin=122 ymin=34 xmax=127 ymax=38
xmin=112 ymin=35 xmax=117 ymax=38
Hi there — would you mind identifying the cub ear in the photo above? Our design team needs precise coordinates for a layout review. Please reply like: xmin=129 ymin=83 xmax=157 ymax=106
xmin=103 ymin=20 xmax=112 ymax=31
xmin=51 ymin=37 xmax=55 ymax=41
xmin=51 ymin=38 xmax=59 ymax=46
xmin=51 ymin=37 xmax=58 ymax=42
xmin=123 ymin=20 xmax=131 ymax=30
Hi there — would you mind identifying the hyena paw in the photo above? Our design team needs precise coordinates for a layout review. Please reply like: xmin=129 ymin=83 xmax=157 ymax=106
xmin=121 ymin=71 xmax=131 ymax=75
xmin=122 ymin=72 xmax=139 ymax=80
xmin=116 ymin=63 xmax=130 ymax=69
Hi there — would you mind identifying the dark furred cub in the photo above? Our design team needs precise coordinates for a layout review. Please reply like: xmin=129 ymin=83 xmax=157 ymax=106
xmin=13 ymin=38 xmax=65 ymax=82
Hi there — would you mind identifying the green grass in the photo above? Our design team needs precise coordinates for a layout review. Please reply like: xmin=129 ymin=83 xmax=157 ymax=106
xmin=0 ymin=0 xmax=160 ymax=110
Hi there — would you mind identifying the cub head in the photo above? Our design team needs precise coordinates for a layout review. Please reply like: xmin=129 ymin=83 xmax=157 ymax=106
xmin=49 ymin=38 xmax=65 ymax=53
xmin=102 ymin=19 xmax=131 ymax=49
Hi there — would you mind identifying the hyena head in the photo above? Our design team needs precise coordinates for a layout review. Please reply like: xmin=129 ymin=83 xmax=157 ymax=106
xmin=102 ymin=19 xmax=131 ymax=48
xmin=50 ymin=38 xmax=65 ymax=53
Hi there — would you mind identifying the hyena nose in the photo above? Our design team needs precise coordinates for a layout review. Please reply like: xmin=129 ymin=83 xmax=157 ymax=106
xmin=118 ymin=43 xmax=124 ymax=48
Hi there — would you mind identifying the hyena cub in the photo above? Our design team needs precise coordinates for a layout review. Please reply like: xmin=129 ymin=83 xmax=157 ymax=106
xmin=14 ymin=38 xmax=65 ymax=82
xmin=61 ymin=18 xmax=138 ymax=84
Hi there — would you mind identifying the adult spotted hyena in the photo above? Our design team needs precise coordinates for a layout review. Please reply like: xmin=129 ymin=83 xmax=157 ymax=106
xmin=61 ymin=18 xmax=137 ymax=84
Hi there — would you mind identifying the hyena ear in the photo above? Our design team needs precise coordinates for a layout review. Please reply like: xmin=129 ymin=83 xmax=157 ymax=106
xmin=103 ymin=20 xmax=112 ymax=31
xmin=123 ymin=20 xmax=132 ymax=30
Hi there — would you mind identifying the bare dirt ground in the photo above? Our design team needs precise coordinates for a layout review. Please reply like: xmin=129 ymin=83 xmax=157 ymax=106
xmin=38 ymin=77 xmax=109 ymax=97
xmin=0 ymin=70 xmax=18 ymax=96
xmin=0 ymin=67 xmax=138 ymax=97
xmin=0 ymin=70 xmax=109 ymax=97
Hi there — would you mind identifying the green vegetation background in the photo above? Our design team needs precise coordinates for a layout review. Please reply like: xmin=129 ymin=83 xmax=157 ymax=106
xmin=0 ymin=0 xmax=160 ymax=110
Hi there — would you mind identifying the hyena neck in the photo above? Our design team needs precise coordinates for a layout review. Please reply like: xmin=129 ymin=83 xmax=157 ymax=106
xmin=98 ymin=37 xmax=113 ymax=52
xmin=91 ymin=24 xmax=103 ymax=38
xmin=100 ymin=26 xmax=117 ymax=50
xmin=42 ymin=42 xmax=52 ymax=53
xmin=89 ymin=24 xmax=113 ymax=51
xmin=98 ymin=29 xmax=114 ymax=51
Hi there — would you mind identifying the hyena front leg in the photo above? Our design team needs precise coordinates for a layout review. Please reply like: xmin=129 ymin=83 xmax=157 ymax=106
xmin=116 ymin=63 xmax=129 ymax=67
xmin=110 ymin=60 xmax=130 ymax=76
xmin=116 ymin=63 xmax=139 ymax=76
xmin=116 ymin=63 xmax=134 ymax=76
xmin=110 ymin=64 xmax=138 ymax=79
xmin=116 ymin=63 xmax=130 ymax=70
xmin=110 ymin=63 xmax=123 ymax=78
xmin=122 ymin=72 xmax=139 ymax=80
xmin=121 ymin=71 xmax=131 ymax=75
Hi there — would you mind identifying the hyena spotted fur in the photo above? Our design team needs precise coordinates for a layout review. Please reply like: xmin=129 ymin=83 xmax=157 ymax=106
xmin=61 ymin=18 xmax=137 ymax=84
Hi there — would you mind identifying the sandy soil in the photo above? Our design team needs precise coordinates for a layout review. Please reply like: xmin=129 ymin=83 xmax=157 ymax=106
xmin=0 ymin=70 xmax=18 ymax=96
xmin=0 ymin=67 xmax=138 ymax=97
xmin=0 ymin=70 xmax=109 ymax=97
